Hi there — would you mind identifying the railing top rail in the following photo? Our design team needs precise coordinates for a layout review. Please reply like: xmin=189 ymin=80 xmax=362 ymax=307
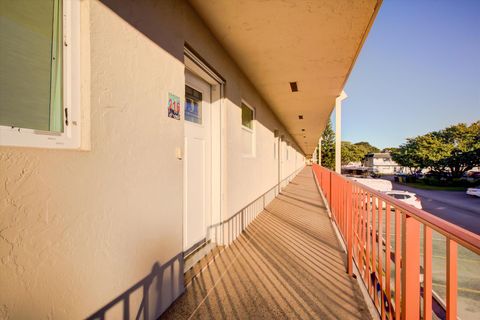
xmin=313 ymin=164 xmax=480 ymax=254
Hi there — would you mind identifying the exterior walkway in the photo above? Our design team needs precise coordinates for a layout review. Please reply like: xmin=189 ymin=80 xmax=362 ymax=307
xmin=161 ymin=167 xmax=370 ymax=319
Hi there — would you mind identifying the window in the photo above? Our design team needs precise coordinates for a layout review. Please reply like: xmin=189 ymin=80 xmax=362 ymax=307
xmin=241 ymin=103 xmax=254 ymax=129
xmin=0 ymin=0 xmax=80 ymax=148
xmin=185 ymin=85 xmax=202 ymax=124
xmin=241 ymin=101 xmax=255 ymax=156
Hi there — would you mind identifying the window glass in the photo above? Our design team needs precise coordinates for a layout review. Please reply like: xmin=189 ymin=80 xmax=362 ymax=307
xmin=241 ymin=103 xmax=253 ymax=129
xmin=0 ymin=0 xmax=63 ymax=132
xmin=185 ymin=85 xmax=202 ymax=124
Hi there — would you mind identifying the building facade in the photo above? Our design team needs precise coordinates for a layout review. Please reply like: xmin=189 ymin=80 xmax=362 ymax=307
xmin=363 ymin=152 xmax=401 ymax=174
xmin=0 ymin=0 xmax=380 ymax=318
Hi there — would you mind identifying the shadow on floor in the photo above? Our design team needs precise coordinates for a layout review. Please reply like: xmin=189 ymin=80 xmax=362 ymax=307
xmin=161 ymin=168 xmax=370 ymax=319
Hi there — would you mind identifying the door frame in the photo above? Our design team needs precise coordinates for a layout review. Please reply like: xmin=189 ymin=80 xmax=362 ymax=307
xmin=184 ymin=47 xmax=225 ymax=250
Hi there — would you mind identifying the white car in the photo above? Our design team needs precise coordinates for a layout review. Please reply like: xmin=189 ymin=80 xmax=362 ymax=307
xmin=384 ymin=190 xmax=423 ymax=210
xmin=351 ymin=177 xmax=393 ymax=192
xmin=466 ymin=188 xmax=480 ymax=198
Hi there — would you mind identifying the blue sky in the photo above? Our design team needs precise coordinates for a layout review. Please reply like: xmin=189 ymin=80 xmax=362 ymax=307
xmin=336 ymin=0 xmax=480 ymax=149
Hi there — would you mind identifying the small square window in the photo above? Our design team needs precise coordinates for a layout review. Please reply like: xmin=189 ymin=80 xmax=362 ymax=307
xmin=241 ymin=103 xmax=254 ymax=129
xmin=241 ymin=101 xmax=255 ymax=157
xmin=185 ymin=85 xmax=202 ymax=124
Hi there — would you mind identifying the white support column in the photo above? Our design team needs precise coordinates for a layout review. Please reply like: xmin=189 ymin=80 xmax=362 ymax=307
xmin=335 ymin=91 xmax=347 ymax=174
xmin=318 ymin=137 xmax=322 ymax=165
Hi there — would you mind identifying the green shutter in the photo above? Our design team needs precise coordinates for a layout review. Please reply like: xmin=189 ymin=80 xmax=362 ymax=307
xmin=49 ymin=0 xmax=63 ymax=132
xmin=0 ymin=0 xmax=63 ymax=132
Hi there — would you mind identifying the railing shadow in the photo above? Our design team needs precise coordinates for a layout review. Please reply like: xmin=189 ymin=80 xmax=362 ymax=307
xmin=86 ymin=254 xmax=183 ymax=320
xmin=161 ymin=167 xmax=370 ymax=319
xmin=87 ymin=168 xmax=304 ymax=320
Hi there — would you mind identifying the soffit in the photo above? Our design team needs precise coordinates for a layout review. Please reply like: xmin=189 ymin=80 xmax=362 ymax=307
xmin=189 ymin=0 xmax=380 ymax=156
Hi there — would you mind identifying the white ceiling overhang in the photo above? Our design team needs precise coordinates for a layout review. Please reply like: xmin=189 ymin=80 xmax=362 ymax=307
xmin=189 ymin=0 xmax=382 ymax=156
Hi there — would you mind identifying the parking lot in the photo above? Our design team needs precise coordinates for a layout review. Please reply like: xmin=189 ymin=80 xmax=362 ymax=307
xmin=385 ymin=176 xmax=480 ymax=234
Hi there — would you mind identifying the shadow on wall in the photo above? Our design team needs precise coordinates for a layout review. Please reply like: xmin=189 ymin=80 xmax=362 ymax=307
xmin=99 ymin=0 xmax=304 ymax=156
xmin=100 ymin=0 xmax=185 ymax=62
xmin=86 ymin=254 xmax=184 ymax=320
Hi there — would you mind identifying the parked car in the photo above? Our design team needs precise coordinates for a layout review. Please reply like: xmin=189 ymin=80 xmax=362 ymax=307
xmin=351 ymin=177 xmax=392 ymax=192
xmin=384 ymin=190 xmax=423 ymax=210
xmin=466 ymin=188 xmax=480 ymax=198
xmin=365 ymin=190 xmax=422 ymax=210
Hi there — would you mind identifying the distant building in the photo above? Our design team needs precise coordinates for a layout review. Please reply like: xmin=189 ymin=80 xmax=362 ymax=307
xmin=363 ymin=153 xmax=400 ymax=174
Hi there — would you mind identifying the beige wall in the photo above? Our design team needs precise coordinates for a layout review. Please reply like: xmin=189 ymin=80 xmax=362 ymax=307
xmin=0 ymin=1 xmax=305 ymax=319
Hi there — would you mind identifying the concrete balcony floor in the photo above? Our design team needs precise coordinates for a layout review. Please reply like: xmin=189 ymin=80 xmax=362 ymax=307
xmin=161 ymin=168 xmax=370 ymax=319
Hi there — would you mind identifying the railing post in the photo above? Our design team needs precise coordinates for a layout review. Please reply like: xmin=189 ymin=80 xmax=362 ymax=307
xmin=401 ymin=213 xmax=421 ymax=320
xmin=241 ymin=209 xmax=245 ymax=232
xmin=446 ymin=239 xmax=458 ymax=320
xmin=347 ymin=182 xmax=353 ymax=276
xmin=329 ymin=171 xmax=332 ymax=204
xmin=424 ymin=226 xmax=432 ymax=320
xmin=395 ymin=210 xmax=401 ymax=320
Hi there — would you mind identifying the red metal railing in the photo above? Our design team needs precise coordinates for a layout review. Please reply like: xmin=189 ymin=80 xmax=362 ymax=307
xmin=312 ymin=164 xmax=480 ymax=320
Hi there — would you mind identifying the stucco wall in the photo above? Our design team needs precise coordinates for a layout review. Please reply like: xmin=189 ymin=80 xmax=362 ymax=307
xmin=0 ymin=1 xmax=305 ymax=319
xmin=182 ymin=3 xmax=305 ymax=218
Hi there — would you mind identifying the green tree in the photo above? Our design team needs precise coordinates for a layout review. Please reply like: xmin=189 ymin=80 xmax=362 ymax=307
xmin=437 ymin=121 xmax=480 ymax=177
xmin=353 ymin=141 xmax=380 ymax=156
xmin=341 ymin=141 xmax=364 ymax=165
xmin=320 ymin=120 xmax=335 ymax=170
xmin=341 ymin=141 xmax=380 ymax=165
xmin=391 ymin=139 xmax=422 ymax=173
xmin=392 ymin=121 xmax=480 ymax=177
xmin=382 ymin=147 xmax=397 ymax=153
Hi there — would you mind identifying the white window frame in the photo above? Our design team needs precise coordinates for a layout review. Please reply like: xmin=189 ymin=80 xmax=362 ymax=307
xmin=0 ymin=0 xmax=81 ymax=149
xmin=241 ymin=100 xmax=256 ymax=157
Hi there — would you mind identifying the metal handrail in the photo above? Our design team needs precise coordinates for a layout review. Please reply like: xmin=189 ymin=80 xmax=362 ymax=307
xmin=333 ymin=169 xmax=480 ymax=254
xmin=312 ymin=164 xmax=480 ymax=320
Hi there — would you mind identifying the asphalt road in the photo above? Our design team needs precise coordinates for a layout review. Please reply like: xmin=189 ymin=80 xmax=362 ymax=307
xmin=383 ymin=176 xmax=480 ymax=235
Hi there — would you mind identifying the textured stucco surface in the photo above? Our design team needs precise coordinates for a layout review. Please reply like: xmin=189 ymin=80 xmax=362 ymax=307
xmin=0 ymin=0 xmax=306 ymax=319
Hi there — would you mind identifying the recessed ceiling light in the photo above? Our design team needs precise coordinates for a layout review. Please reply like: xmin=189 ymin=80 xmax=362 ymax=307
xmin=290 ymin=82 xmax=298 ymax=92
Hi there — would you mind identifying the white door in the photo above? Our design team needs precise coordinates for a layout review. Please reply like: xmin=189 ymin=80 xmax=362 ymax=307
xmin=184 ymin=70 xmax=212 ymax=252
